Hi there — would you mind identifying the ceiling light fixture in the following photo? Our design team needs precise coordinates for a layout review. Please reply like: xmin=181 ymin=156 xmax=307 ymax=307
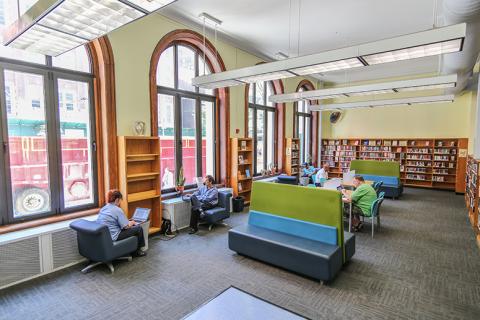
xmin=192 ymin=23 xmax=465 ymax=89
xmin=3 ymin=0 xmax=177 ymax=56
xmin=269 ymin=74 xmax=457 ymax=103
xmin=308 ymin=94 xmax=454 ymax=111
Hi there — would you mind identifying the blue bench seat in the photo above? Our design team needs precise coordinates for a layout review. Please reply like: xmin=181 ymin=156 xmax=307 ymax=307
xmin=361 ymin=174 xmax=403 ymax=199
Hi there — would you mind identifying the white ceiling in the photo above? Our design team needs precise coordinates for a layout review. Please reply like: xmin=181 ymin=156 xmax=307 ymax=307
xmin=159 ymin=0 xmax=448 ymax=84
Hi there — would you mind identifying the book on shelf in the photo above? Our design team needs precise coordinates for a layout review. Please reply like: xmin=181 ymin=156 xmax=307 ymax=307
xmin=399 ymin=141 xmax=407 ymax=146
xmin=384 ymin=140 xmax=391 ymax=146
xmin=245 ymin=169 xmax=251 ymax=178
xmin=240 ymin=140 xmax=247 ymax=150
xmin=392 ymin=140 xmax=398 ymax=146
xmin=238 ymin=183 xmax=243 ymax=192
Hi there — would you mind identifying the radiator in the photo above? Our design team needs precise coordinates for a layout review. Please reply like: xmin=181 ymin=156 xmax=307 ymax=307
xmin=0 ymin=217 xmax=95 ymax=290
xmin=161 ymin=188 xmax=233 ymax=232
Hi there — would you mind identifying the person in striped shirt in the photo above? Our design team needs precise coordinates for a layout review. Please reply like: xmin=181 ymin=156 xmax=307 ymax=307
xmin=188 ymin=175 xmax=218 ymax=234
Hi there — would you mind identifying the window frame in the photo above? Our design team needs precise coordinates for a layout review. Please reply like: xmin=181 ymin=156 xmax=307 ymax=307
xmin=0 ymin=49 xmax=98 ymax=225
xmin=295 ymin=93 xmax=313 ymax=165
xmin=156 ymin=43 xmax=217 ymax=193
xmin=248 ymin=82 xmax=276 ymax=175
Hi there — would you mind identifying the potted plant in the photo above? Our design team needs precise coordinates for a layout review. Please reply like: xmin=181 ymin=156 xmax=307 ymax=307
xmin=176 ymin=167 xmax=186 ymax=193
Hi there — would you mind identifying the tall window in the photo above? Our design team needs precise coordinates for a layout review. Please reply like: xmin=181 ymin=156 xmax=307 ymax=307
xmin=157 ymin=44 xmax=216 ymax=192
xmin=296 ymin=87 xmax=312 ymax=164
xmin=0 ymin=1 xmax=96 ymax=225
xmin=248 ymin=82 xmax=276 ymax=175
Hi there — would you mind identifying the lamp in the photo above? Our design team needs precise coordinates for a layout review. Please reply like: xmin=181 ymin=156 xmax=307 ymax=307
xmin=308 ymin=94 xmax=455 ymax=111
xmin=192 ymin=23 xmax=466 ymax=89
xmin=269 ymin=74 xmax=457 ymax=103
xmin=3 ymin=0 xmax=177 ymax=56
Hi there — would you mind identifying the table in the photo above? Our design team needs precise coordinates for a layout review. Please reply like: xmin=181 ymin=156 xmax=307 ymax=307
xmin=341 ymin=180 xmax=374 ymax=189
xmin=342 ymin=190 xmax=354 ymax=232
xmin=182 ymin=287 xmax=309 ymax=320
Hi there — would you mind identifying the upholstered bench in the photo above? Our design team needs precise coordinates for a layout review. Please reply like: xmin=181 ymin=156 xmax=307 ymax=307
xmin=228 ymin=211 xmax=355 ymax=282
xmin=360 ymin=174 xmax=403 ymax=199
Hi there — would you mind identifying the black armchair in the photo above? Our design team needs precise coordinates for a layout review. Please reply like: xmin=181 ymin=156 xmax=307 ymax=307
xmin=201 ymin=191 xmax=232 ymax=231
xmin=70 ymin=219 xmax=138 ymax=274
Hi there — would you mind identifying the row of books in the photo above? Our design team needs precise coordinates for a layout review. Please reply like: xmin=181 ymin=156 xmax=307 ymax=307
xmin=407 ymin=148 xmax=431 ymax=154
xmin=434 ymin=155 xmax=456 ymax=161
xmin=433 ymin=162 xmax=455 ymax=168
xmin=434 ymin=148 xmax=457 ymax=155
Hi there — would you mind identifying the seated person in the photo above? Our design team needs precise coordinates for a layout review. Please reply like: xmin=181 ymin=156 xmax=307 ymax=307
xmin=315 ymin=163 xmax=330 ymax=186
xmin=302 ymin=162 xmax=317 ymax=183
xmin=341 ymin=175 xmax=377 ymax=231
xmin=187 ymin=175 xmax=218 ymax=234
xmin=96 ymin=190 xmax=146 ymax=256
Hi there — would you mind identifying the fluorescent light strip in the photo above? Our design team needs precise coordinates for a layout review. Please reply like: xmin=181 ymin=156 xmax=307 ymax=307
xmin=126 ymin=0 xmax=177 ymax=12
xmin=308 ymin=94 xmax=454 ymax=111
xmin=192 ymin=23 xmax=466 ymax=89
xmin=237 ymin=71 xmax=293 ymax=83
xmin=362 ymin=39 xmax=462 ymax=65
xmin=269 ymin=74 xmax=457 ymax=103
xmin=198 ymin=79 xmax=245 ymax=89
xmin=290 ymin=58 xmax=364 ymax=75
xmin=3 ymin=0 xmax=176 ymax=56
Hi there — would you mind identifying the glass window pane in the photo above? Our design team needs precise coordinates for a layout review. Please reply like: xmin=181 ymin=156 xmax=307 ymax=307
xmin=181 ymin=97 xmax=196 ymax=185
xmin=255 ymin=82 xmax=265 ymax=105
xmin=266 ymin=82 xmax=273 ymax=107
xmin=267 ymin=111 xmax=275 ymax=168
xmin=198 ymin=55 xmax=213 ymax=96
xmin=57 ymin=79 xmax=94 ymax=208
xmin=4 ymin=70 xmax=51 ymax=217
xmin=201 ymin=100 xmax=214 ymax=177
xmin=299 ymin=115 xmax=305 ymax=164
xmin=256 ymin=109 xmax=264 ymax=173
xmin=248 ymin=107 xmax=254 ymax=138
xmin=0 ymin=2 xmax=46 ymax=64
xmin=248 ymin=85 xmax=254 ymax=103
xmin=158 ymin=94 xmax=175 ymax=190
xmin=157 ymin=46 xmax=174 ymax=88
xmin=305 ymin=117 xmax=311 ymax=163
xmin=177 ymin=45 xmax=195 ymax=92
xmin=52 ymin=46 xmax=91 ymax=73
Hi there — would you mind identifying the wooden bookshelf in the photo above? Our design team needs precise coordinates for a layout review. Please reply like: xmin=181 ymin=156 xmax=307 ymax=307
xmin=231 ymin=138 xmax=253 ymax=205
xmin=118 ymin=136 xmax=162 ymax=235
xmin=285 ymin=138 xmax=300 ymax=176
xmin=321 ymin=138 xmax=468 ymax=192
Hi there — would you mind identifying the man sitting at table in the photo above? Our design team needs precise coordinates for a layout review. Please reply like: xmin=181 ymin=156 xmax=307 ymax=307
xmin=315 ymin=163 xmax=329 ymax=187
xmin=342 ymin=175 xmax=377 ymax=231
xmin=302 ymin=162 xmax=317 ymax=183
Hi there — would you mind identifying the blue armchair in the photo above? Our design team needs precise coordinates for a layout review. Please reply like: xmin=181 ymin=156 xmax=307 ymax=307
xmin=201 ymin=191 xmax=232 ymax=231
xmin=70 ymin=219 xmax=138 ymax=274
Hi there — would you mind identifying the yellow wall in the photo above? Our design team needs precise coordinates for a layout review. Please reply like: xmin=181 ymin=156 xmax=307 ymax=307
xmin=107 ymin=13 xmax=311 ymax=139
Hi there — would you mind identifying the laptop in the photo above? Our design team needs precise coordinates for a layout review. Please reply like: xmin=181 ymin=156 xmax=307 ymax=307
xmin=132 ymin=207 xmax=151 ymax=223
xmin=323 ymin=178 xmax=342 ymax=190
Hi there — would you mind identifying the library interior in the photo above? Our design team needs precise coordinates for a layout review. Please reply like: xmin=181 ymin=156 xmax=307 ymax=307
xmin=1 ymin=0 xmax=480 ymax=319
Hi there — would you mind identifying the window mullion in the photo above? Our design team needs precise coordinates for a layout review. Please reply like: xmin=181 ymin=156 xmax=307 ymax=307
xmin=195 ymin=98 xmax=202 ymax=177
xmin=263 ymin=109 xmax=268 ymax=171
xmin=0 ymin=66 xmax=9 ymax=225
xmin=47 ymin=72 xmax=62 ymax=214
xmin=175 ymin=93 xmax=182 ymax=184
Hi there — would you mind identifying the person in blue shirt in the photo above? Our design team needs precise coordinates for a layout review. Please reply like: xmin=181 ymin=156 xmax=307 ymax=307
xmin=96 ymin=190 xmax=146 ymax=256
xmin=188 ymin=175 xmax=218 ymax=234
xmin=302 ymin=162 xmax=317 ymax=183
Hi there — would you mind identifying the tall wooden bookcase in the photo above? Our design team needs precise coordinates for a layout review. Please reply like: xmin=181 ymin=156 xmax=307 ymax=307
xmin=285 ymin=138 xmax=300 ymax=176
xmin=320 ymin=138 xmax=468 ymax=192
xmin=465 ymin=156 xmax=480 ymax=248
xmin=231 ymin=138 xmax=253 ymax=205
xmin=118 ymin=136 xmax=161 ymax=234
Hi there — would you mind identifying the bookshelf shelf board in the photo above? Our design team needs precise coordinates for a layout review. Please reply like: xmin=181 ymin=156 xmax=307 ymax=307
xmin=128 ymin=190 xmax=160 ymax=202
xmin=238 ymin=177 xmax=252 ymax=182
xmin=127 ymin=172 xmax=160 ymax=182
xmin=149 ymin=227 xmax=161 ymax=235
xmin=238 ymin=190 xmax=250 ymax=194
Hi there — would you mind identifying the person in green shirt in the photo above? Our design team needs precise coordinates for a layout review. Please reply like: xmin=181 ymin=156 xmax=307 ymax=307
xmin=342 ymin=175 xmax=377 ymax=231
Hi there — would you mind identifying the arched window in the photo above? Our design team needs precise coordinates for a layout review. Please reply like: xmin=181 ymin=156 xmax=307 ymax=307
xmin=0 ymin=6 xmax=97 ymax=224
xmin=294 ymin=80 xmax=319 ymax=167
xmin=156 ymin=44 xmax=216 ymax=191
xmin=296 ymin=86 xmax=312 ymax=164
xmin=248 ymin=81 xmax=276 ymax=175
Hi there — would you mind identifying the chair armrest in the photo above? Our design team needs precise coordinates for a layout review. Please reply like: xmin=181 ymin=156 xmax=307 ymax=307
xmin=110 ymin=237 xmax=138 ymax=259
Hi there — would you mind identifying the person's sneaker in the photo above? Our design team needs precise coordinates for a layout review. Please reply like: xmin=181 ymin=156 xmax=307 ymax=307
xmin=188 ymin=228 xmax=198 ymax=234
xmin=135 ymin=250 xmax=147 ymax=257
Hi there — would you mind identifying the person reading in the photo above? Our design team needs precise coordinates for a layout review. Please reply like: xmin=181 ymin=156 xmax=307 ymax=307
xmin=187 ymin=175 xmax=218 ymax=234
xmin=342 ymin=175 xmax=377 ymax=231
xmin=96 ymin=190 xmax=146 ymax=256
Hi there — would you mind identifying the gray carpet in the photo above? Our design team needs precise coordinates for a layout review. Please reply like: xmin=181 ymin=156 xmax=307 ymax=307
xmin=1 ymin=188 xmax=480 ymax=320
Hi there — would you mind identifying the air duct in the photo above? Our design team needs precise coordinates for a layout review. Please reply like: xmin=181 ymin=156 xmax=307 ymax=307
xmin=441 ymin=0 xmax=480 ymax=93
